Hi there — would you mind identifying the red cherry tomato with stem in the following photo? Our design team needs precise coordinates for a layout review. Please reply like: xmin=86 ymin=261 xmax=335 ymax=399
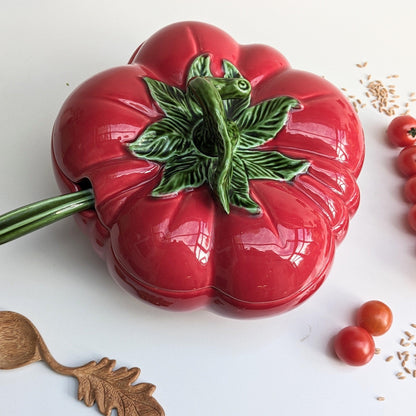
xmin=356 ymin=300 xmax=393 ymax=336
xmin=397 ymin=146 xmax=416 ymax=177
xmin=334 ymin=326 xmax=375 ymax=366
xmin=387 ymin=115 xmax=416 ymax=147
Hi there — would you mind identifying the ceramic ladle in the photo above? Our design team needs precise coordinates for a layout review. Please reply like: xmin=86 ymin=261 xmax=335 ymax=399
xmin=0 ymin=310 xmax=165 ymax=416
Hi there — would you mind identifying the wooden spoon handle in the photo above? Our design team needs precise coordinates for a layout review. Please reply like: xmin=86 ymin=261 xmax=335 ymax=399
xmin=37 ymin=336 xmax=165 ymax=416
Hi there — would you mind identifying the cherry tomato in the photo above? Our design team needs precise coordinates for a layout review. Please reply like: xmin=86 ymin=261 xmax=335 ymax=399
xmin=408 ymin=204 xmax=416 ymax=232
xmin=397 ymin=146 xmax=416 ymax=176
xmin=404 ymin=175 xmax=416 ymax=203
xmin=356 ymin=300 xmax=393 ymax=336
xmin=334 ymin=326 xmax=375 ymax=366
xmin=387 ymin=115 xmax=416 ymax=147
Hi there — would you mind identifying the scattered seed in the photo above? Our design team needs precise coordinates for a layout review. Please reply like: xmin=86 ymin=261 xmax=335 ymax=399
xmin=385 ymin=355 xmax=394 ymax=362
xmin=375 ymin=348 xmax=381 ymax=354
xmin=376 ymin=396 xmax=385 ymax=401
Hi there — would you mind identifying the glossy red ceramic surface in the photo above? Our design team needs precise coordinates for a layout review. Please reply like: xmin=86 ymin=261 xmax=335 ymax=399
xmin=52 ymin=21 xmax=364 ymax=317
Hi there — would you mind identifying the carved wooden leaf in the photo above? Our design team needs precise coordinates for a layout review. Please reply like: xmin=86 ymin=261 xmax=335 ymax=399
xmin=73 ymin=357 xmax=165 ymax=416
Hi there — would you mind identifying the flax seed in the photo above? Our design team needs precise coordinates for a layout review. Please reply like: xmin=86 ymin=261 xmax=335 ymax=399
xmin=385 ymin=355 xmax=394 ymax=362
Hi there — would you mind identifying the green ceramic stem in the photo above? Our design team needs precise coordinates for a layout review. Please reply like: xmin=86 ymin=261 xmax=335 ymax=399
xmin=0 ymin=189 xmax=95 ymax=244
xmin=188 ymin=77 xmax=250 ymax=213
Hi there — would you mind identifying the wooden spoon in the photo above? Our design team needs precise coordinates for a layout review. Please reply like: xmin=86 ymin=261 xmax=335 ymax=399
xmin=0 ymin=311 xmax=165 ymax=416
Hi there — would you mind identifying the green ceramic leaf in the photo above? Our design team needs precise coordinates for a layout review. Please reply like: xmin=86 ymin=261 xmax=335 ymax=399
xmin=144 ymin=77 xmax=192 ymax=122
xmin=222 ymin=60 xmax=251 ymax=120
xmin=152 ymin=154 xmax=209 ymax=196
xmin=187 ymin=55 xmax=213 ymax=82
xmin=228 ymin=156 xmax=260 ymax=214
xmin=129 ymin=117 xmax=191 ymax=162
xmin=236 ymin=96 xmax=299 ymax=149
xmin=222 ymin=59 xmax=243 ymax=79
xmin=239 ymin=149 xmax=310 ymax=181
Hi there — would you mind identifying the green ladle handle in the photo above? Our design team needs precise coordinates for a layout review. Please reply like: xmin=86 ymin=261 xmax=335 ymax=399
xmin=0 ymin=189 xmax=95 ymax=244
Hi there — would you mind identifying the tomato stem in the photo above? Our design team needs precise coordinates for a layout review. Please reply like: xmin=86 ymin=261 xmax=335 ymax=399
xmin=408 ymin=127 xmax=416 ymax=138
xmin=0 ymin=189 xmax=95 ymax=244
xmin=188 ymin=77 xmax=251 ymax=213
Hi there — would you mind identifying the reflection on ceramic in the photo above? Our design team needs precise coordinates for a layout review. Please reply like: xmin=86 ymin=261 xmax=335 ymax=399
xmin=1 ymin=22 xmax=365 ymax=317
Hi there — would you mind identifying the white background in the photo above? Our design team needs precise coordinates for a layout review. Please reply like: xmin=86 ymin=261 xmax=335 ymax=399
xmin=1 ymin=1 xmax=416 ymax=415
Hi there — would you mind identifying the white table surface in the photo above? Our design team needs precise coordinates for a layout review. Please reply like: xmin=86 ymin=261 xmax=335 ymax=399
xmin=1 ymin=1 xmax=416 ymax=415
